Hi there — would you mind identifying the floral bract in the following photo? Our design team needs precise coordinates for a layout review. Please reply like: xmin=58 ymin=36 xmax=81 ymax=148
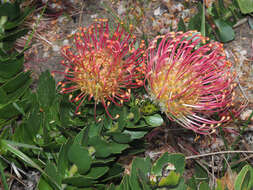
xmin=145 ymin=31 xmax=246 ymax=134
xmin=57 ymin=19 xmax=145 ymax=118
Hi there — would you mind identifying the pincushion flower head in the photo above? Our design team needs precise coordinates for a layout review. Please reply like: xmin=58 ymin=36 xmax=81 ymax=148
xmin=145 ymin=31 xmax=246 ymax=134
xmin=57 ymin=19 xmax=145 ymax=117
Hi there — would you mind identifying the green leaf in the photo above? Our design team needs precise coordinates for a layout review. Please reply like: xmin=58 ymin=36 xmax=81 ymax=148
xmin=152 ymin=153 xmax=185 ymax=176
xmin=177 ymin=17 xmax=186 ymax=32
xmin=129 ymin=157 xmax=152 ymax=189
xmin=122 ymin=130 xmax=148 ymax=140
xmin=195 ymin=164 xmax=208 ymax=182
xmin=37 ymin=177 xmax=54 ymax=190
xmin=24 ymin=110 xmax=41 ymax=140
xmin=0 ymin=28 xmax=28 ymax=41
xmin=58 ymin=141 xmax=71 ymax=178
xmin=199 ymin=181 xmax=210 ymax=190
xmin=93 ymin=157 xmax=115 ymax=164
xmin=4 ymin=7 xmax=34 ymax=30
xmin=84 ymin=166 xmax=109 ymax=179
xmin=158 ymin=171 xmax=180 ymax=187
xmin=126 ymin=120 xmax=148 ymax=129
xmin=67 ymin=143 xmax=92 ymax=174
xmin=109 ymin=132 xmax=132 ymax=144
xmin=102 ymin=163 xmax=124 ymax=182
xmin=74 ymin=126 xmax=89 ymax=146
xmin=44 ymin=162 xmax=61 ymax=186
xmin=188 ymin=5 xmax=201 ymax=31
xmin=215 ymin=179 xmax=224 ymax=190
xmin=0 ymin=71 xmax=30 ymax=99
xmin=0 ymin=56 xmax=24 ymax=79
xmin=144 ymin=114 xmax=163 ymax=127
xmin=234 ymin=165 xmax=253 ymax=190
xmin=63 ymin=176 xmax=96 ymax=187
xmin=37 ymin=71 xmax=56 ymax=109
xmin=130 ymin=106 xmax=141 ymax=123
xmin=236 ymin=0 xmax=253 ymax=14
xmin=0 ymin=99 xmax=30 ymax=119
xmin=171 ymin=178 xmax=189 ymax=190
xmin=0 ymin=2 xmax=20 ymax=20
xmin=214 ymin=19 xmax=235 ymax=42
xmin=0 ymin=87 xmax=8 ymax=109
xmin=89 ymin=137 xmax=129 ymax=158
xmin=118 ymin=175 xmax=131 ymax=190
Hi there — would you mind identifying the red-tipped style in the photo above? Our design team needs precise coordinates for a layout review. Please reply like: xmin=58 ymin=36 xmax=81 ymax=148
xmin=145 ymin=31 xmax=246 ymax=134
xmin=57 ymin=19 xmax=145 ymax=118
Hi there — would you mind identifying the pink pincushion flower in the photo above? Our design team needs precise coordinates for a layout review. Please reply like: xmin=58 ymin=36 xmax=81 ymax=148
xmin=145 ymin=31 xmax=246 ymax=134
xmin=57 ymin=19 xmax=145 ymax=118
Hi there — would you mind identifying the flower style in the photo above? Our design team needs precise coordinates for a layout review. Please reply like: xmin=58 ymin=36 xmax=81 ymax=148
xmin=57 ymin=19 xmax=145 ymax=118
xmin=145 ymin=31 xmax=246 ymax=134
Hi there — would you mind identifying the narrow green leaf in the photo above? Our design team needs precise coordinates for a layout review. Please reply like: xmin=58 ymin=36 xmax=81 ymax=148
xmin=12 ymin=102 xmax=25 ymax=115
xmin=201 ymin=2 xmax=206 ymax=37
xmin=234 ymin=165 xmax=253 ymax=190
xmin=0 ymin=87 xmax=8 ymax=105
xmin=44 ymin=162 xmax=61 ymax=186
xmin=1 ymin=140 xmax=42 ymax=150
xmin=0 ymin=159 xmax=9 ymax=190
xmin=0 ymin=140 xmax=61 ymax=190
xmin=58 ymin=141 xmax=71 ymax=178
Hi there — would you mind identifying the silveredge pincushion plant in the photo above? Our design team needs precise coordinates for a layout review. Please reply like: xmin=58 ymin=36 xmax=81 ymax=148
xmin=56 ymin=19 xmax=145 ymax=118
xmin=145 ymin=31 xmax=246 ymax=134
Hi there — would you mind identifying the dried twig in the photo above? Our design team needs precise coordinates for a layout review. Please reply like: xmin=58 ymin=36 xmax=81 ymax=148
xmin=186 ymin=150 xmax=253 ymax=160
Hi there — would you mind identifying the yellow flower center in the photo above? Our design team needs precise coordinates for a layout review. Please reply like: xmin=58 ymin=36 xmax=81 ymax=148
xmin=150 ymin=61 xmax=200 ymax=117
xmin=74 ymin=50 xmax=123 ymax=102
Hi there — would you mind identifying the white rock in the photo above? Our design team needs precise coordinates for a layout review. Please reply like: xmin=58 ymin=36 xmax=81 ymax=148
xmin=118 ymin=2 xmax=126 ymax=15
xmin=63 ymin=39 xmax=69 ymax=46
xmin=52 ymin=45 xmax=60 ymax=52
xmin=43 ymin=52 xmax=49 ymax=58
xmin=90 ymin=14 xmax=98 ymax=19
xmin=154 ymin=7 xmax=163 ymax=16
xmin=240 ymin=110 xmax=253 ymax=121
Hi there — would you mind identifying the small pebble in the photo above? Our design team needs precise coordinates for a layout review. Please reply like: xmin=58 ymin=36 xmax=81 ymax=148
xmin=63 ymin=39 xmax=69 ymax=46
xmin=240 ymin=109 xmax=253 ymax=122
xmin=52 ymin=45 xmax=60 ymax=52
